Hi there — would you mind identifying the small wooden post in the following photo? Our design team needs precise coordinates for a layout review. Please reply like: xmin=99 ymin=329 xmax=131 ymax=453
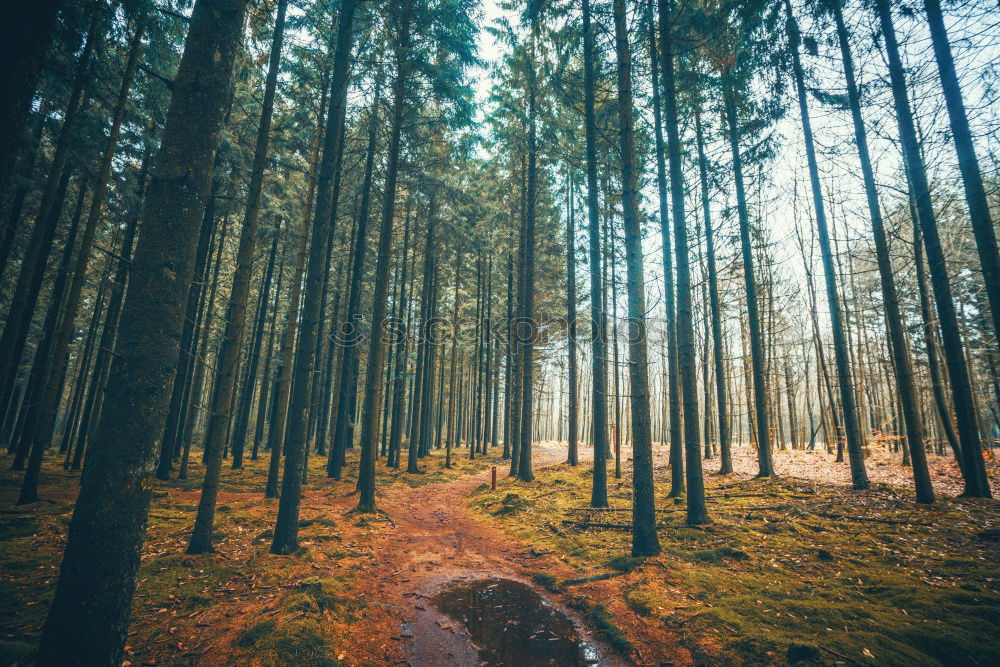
xmin=491 ymin=466 xmax=497 ymax=490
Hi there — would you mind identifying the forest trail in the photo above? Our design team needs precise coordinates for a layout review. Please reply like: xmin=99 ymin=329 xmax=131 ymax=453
xmin=299 ymin=444 xmax=647 ymax=665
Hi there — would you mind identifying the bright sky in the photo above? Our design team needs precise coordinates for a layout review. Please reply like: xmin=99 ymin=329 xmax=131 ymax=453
xmin=472 ymin=0 xmax=509 ymax=120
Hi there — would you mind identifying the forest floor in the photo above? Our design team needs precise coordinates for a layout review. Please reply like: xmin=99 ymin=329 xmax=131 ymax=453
xmin=0 ymin=442 xmax=998 ymax=666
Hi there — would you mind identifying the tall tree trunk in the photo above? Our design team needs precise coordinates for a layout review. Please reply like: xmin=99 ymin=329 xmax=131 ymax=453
xmin=271 ymin=0 xmax=359 ymax=552
xmin=355 ymin=1 xmax=411 ymax=512
xmin=610 ymin=217 xmax=622 ymax=478
xmin=694 ymin=110 xmax=731 ymax=474
xmin=502 ymin=254 xmax=513 ymax=460
xmin=387 ymin=208 xmax=414 ymax=469
xmin=157 ymin=170 xmax=222 ymax=479
xmin=829 ymin=0 xmax=932 ymax=502
xmin=922 ymin=0 xmax=1000 ymax=346
xmin=316 ymin=253 xmax=346 ymax=458
xmin=785 ymin=1 xmax=867 ymax=489
xmin=180 ymin=205 xmax=233 ymax=479
xmin=36 ymin=0 xmax=249 ymax=661
xmin=659 ymin=0 xmax=707 ymax=524
xmin=446 ymin=248 xmax=462 ymax=469
xmin=329 ymin=81 xmax=381 ymax=478
xmin=873 ymin=0 xmax=990 ymax=498
xmin=408 ymin=207 xmax=436 ymax=473
xmin=253 ymin=244 xmax=286 ymax=459
xmin=509 ymin=168 xmax=526 ymax=477
xmin=231 ymin=226 xmax=281 ymax=466
xmin=566 ymin=176 xmax=579 ymax=466
xmin=723 ymin=80 xmax=773 ymax=476
xmin=60 ymin=280 xmax=105 ymax=459
xmin=265 ymin=54 xmax=330 ymax=489
xmin=912 ymin=212 xmax=961 ymax=464
xmin=482 ymin=256 xmax=493 ymax=454
xmin=516 ymin=27 xmax=538 ymax=484
xmin=469 ymin=252 xmax=482 ymax=459
xmin=649 ymin=0 xmax=683 ymax=496
xmin=417 ymin=258 xmax=440 ymax=459
xmin=614 ymin=0 xmax=660 ymax=556
xmin=582 ymin=0 xmax=609 ymax=507
xmin=189 ymin=0 xmax=287 ymax=553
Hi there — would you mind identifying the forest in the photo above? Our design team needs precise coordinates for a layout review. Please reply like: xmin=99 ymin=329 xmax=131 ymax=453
xmin=0 ymin=0 xmax=998 ymax=664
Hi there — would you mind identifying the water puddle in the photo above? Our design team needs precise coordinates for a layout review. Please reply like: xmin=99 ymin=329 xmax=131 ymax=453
xmin=432 ymin=577 xmax=601 ymax=665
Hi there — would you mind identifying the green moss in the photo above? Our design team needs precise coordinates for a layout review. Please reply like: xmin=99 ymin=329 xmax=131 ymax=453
xmin=582 ymin=602 xmax=632 ymax=654
xmin=237 ymin=620 xmax=277 ymax=647
xmin=493 ymin=493 xmax=532 ymax=516
xmin=0 ymin=640 xmax=35 ymax=664
xmin=0 ymin=516 xmax=39 ymax=540
xmin=236 ymin=618 xmax=336 ymax=666
xmin=270 ymin=622 xmax=335 ymax=665
xmin=532 ymin=572 xmax=559 ymax=592
xmin=468 ymin=465 xmax=1000 ymax=666
xmin=134 ymin=552 xmax=231 ymax=613
xmin=623 ymin=587 xmax=667 ymax=618
xmin=689 ymin=546 xmax=748 ymax=563
xmin=297 ymin=576 xmax=363 ymax=617
xmin=607 ymin=555 xmax=645 ymax=572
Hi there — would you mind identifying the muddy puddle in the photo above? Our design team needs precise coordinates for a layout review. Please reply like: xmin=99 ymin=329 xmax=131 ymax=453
xmin=431 ymin=577 xmax=601 ymax=665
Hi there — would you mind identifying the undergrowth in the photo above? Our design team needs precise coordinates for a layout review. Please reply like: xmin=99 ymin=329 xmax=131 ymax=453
xmin=469 ymin=462 xmax=1000 ymax=665
xmin=0 ymin=444 xmax=482 ymax=664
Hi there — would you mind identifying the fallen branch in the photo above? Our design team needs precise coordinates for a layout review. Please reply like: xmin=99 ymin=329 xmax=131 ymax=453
xmin=544 ymin=521 xmax=567 ymax=537
xmin=560 ymin=572 xmax=621 ymax=588
xmin=561 ymin=520 xmax=632 ymax=531
xmin=734 ymin=504 xmax=791 ymax=512
xmin=567 ymin=507 xmax=685 ymax=514
xmin=818 ymin=645 xmax=860 ymax=665
xmin=810 ymin=511 xmax=930 ymax=526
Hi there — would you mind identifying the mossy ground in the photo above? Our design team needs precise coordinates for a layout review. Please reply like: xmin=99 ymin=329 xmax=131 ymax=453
xmin=469 ymin=463 xmax=1000 ymax=665
xmin=0 ymin=444 xmax=493 ymax=664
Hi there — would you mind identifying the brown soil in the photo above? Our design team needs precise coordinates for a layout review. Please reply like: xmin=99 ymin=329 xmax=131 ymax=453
xmin=259 ymin=445 xmax=687 ymax=666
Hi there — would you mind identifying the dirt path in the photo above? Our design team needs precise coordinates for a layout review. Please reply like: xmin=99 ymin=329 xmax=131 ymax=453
xmin=2 ymin=446 xmax=686 ymax=665
xmin=325 ymin=445 xmax=630 ymax=665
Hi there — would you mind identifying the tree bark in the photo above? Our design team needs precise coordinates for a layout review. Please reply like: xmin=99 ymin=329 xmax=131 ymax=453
xmin=387 ymin=208 xmax=414 ymax=469
xmin=354 ymin=0 xmax=411 ymax=512
xmin=785 ymin=1 xmax=868 ymax=490
xmin=329 ymin=80 xmax=381 ymax=479
xmin=189 ymin=0 xmax=287 ymax=553
xmin=829 ymin=0 xmax=932 ymax=502
xmin=652 ymin=0 xmax=684 ymax=499
xmin=922 ymin=0 xmax=1000 ymax=347
xmin=659 ymin=0 xmax=707 ymax=525
xmin=36 ymin=0 xmax=249 ymax=661
xmin=231 ymin=227 xmax=281 ymax=466
xmin=694 ymin=110 xmax=731 ymax=474
xmin=516 ymin=50 xmax=537 ymax=482
xmin=614 ymin=0 xmax=660 ymax=556
xmin=567 ymin=176 xmax=579 ymax=466
xmin=582 ymin=0 xmax=609 ymax=507
xmin=272 ymin=0 xmax=359 ymax=552
xmin=723 ymin=80 xmax=773 ymax=476
xmin=873 ymin=0 xmax=990 ymax=498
